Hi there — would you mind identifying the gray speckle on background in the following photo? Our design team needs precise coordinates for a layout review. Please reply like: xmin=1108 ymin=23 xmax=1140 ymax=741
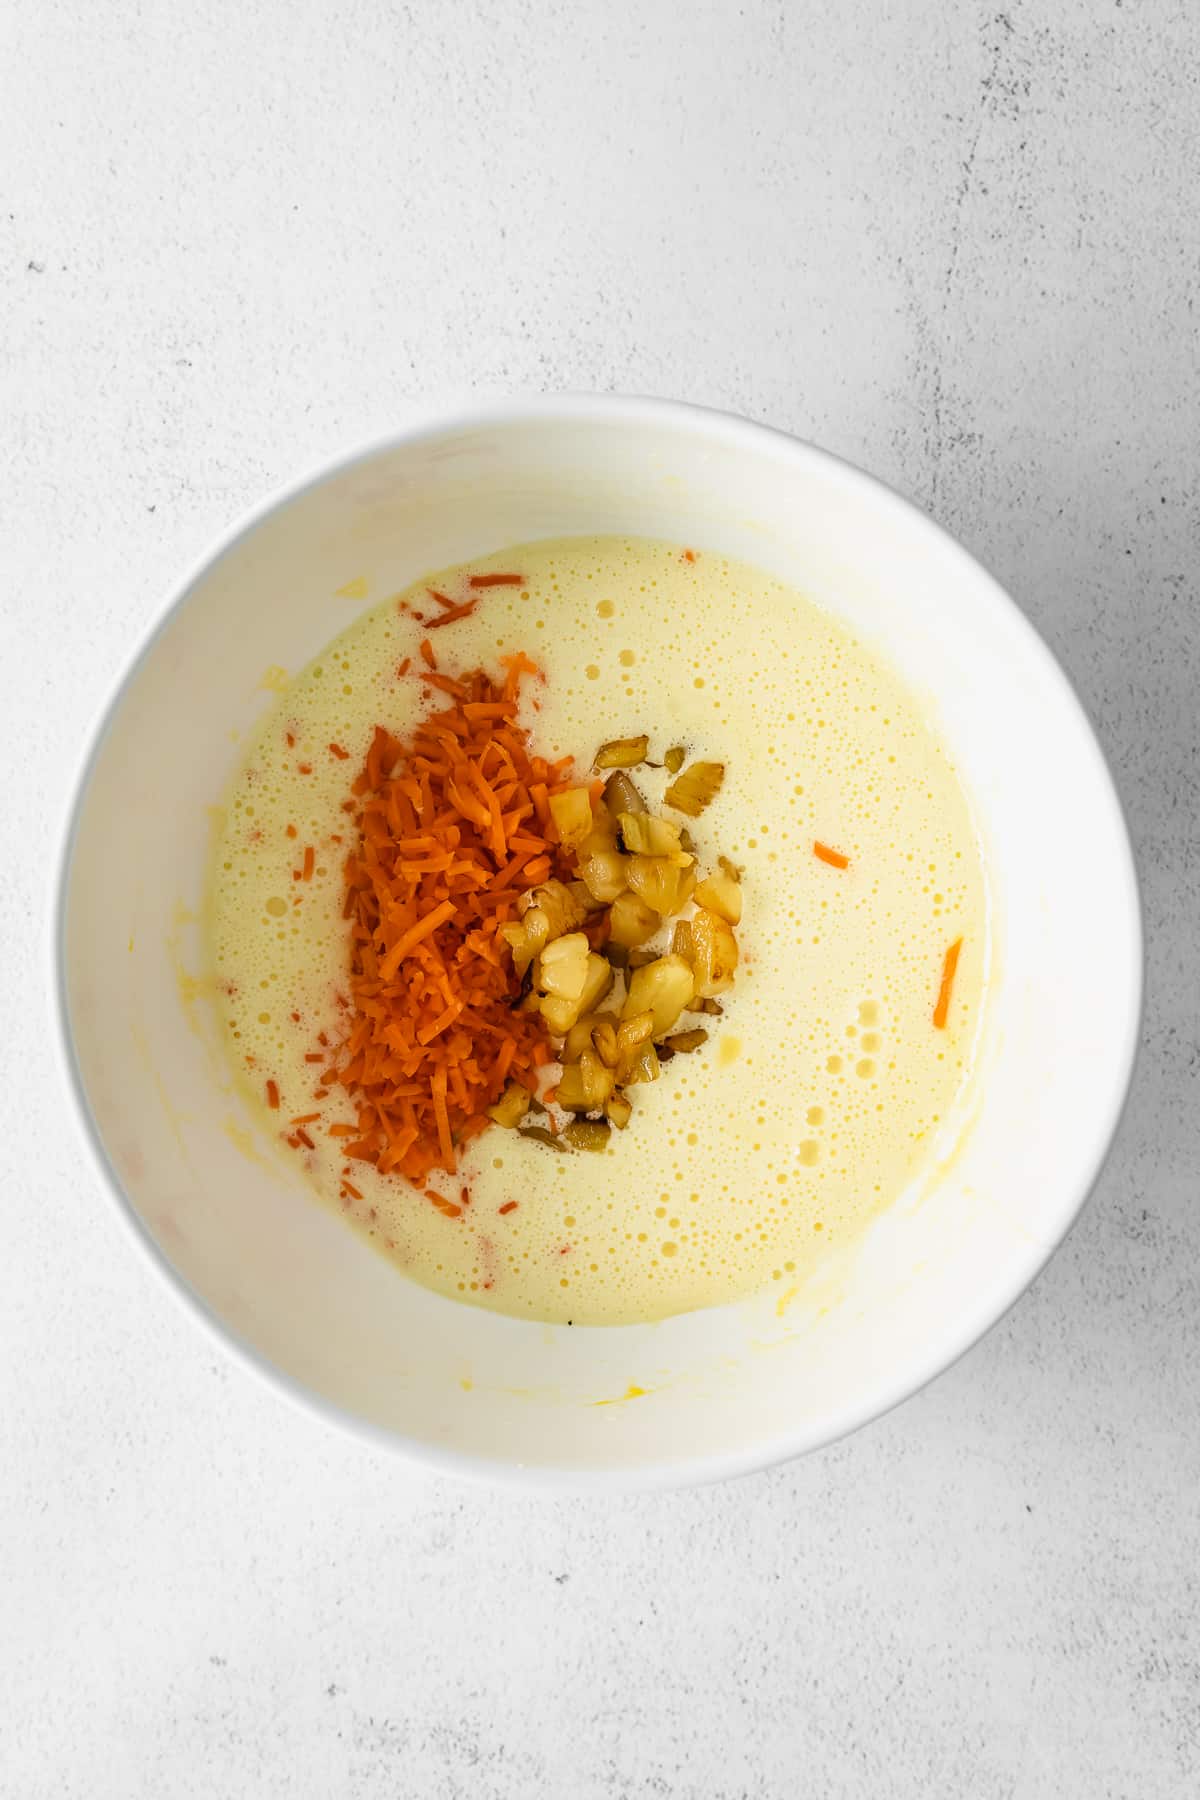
xmin=1 ymin=1 xmax=1197 ymax=1795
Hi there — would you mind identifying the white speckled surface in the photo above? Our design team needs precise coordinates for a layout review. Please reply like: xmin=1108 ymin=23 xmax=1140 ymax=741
xmin=2 ymin=1 xmax=1197 ymax=1793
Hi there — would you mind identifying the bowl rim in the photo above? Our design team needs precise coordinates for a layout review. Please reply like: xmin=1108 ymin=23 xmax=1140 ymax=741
xmin=51 ymin=392 xmax=1145 ymax=1491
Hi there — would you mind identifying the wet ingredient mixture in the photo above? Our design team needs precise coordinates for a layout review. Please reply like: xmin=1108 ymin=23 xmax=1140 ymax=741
xmin=208 ymin=536 xmax=988 ymax=1325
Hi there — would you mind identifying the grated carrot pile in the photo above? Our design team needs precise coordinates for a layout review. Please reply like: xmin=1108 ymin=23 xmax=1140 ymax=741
xmin=328 ymin=652 xmax=577 ymax=1183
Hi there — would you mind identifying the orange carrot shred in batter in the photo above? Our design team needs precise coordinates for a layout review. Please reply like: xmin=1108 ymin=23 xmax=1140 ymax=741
xmin=326 ymin=655 xmax=572 ymax=1186
xmin=813 ymin=841 xmax=849 ymax=870
xmin=932 ymin=937 xmax=963 ymax=1030
xmin=426 ymin=598 xmax=480 ymax=629
xmin=266 ymin=1079 xmax=279 ymax=1109
xmin=468 ymin=572 xmax=524 ymax=588
xmin=425 ymin=1189 xmax=463 ymax=1218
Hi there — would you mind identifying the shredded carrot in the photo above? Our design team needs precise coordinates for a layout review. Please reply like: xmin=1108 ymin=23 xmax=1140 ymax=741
xmin=304 ymin=1052 xmax=324 ymax=1063
xmin=285 ymin=731 xmax=295 ymax=747
xmin=932 ymin=937 xmax=963 ymax=1030
xmin=341 ymin=1179 xmax=363 ymax=1200
xmin=329 ymin=742 xmax=350 ymax=760
xmin=290 ymin=1111 xmax=321 ymax=1126
xmin=326 ymin=655 xmax=573 ymax=1186
xmin=426 ymin=598 xmax=480 ymax=629
xmin=297 ymin=763 xmax=312 ymax=775
xmin=500 ymin=650 xmax=541 ymax=693
xmin=419 ymin=638 xmax=437 ymax=670
xmin=429 ymin=589 xmax=456 ymax=610
xmin=682 ymin=549 xmax=696 ymax=563
xmin=265 ymin=1079 xmax=279 ymax=1109
xmin=468 ymin=572 xmax=524 ymax=588
xmin=286 ymin=824 xmax=297 ymax=839
xmin=397 ymin=657 xmax=411 ymax=677
xmin=498 ymin=1200 xmax=518 ymax=1215
xmin=378 ymin=899 xmax=457 ymax=978
xmin=301 ymin=845 xmax=315 ymax=881
xmin=425 ymin=1189 xmax=463 ymax=1219
xmin=295 ymin=1127 xmax=315 ymax=1150
xmin=814 ymin=841 xmax=849 ymax=870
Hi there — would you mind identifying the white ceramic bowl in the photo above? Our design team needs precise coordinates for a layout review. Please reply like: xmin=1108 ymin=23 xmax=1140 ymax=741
xmin=56 ymin=398 xmax=1141 ymax=1489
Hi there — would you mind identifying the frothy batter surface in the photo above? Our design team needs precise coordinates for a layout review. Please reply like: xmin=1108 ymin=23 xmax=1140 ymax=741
xmin=208 ymin=537 xmax=987 ymax=1324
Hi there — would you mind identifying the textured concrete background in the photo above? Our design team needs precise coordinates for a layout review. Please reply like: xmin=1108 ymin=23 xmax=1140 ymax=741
xmin=2 ymin=1 xmax=1197 ymax=1794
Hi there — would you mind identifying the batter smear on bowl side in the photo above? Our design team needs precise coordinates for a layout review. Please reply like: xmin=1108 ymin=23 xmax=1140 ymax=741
xmin=208 ymin=536 xmax=987 ymax=1324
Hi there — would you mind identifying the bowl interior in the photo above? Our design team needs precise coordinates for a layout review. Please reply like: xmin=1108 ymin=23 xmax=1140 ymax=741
xmin=60 ymin=404 xmax=1139 ymax=1484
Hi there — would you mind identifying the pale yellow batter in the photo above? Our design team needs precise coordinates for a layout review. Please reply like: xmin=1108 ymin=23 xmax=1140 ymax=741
xmin=208 ymin=537 xmax=988 ymax=1324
